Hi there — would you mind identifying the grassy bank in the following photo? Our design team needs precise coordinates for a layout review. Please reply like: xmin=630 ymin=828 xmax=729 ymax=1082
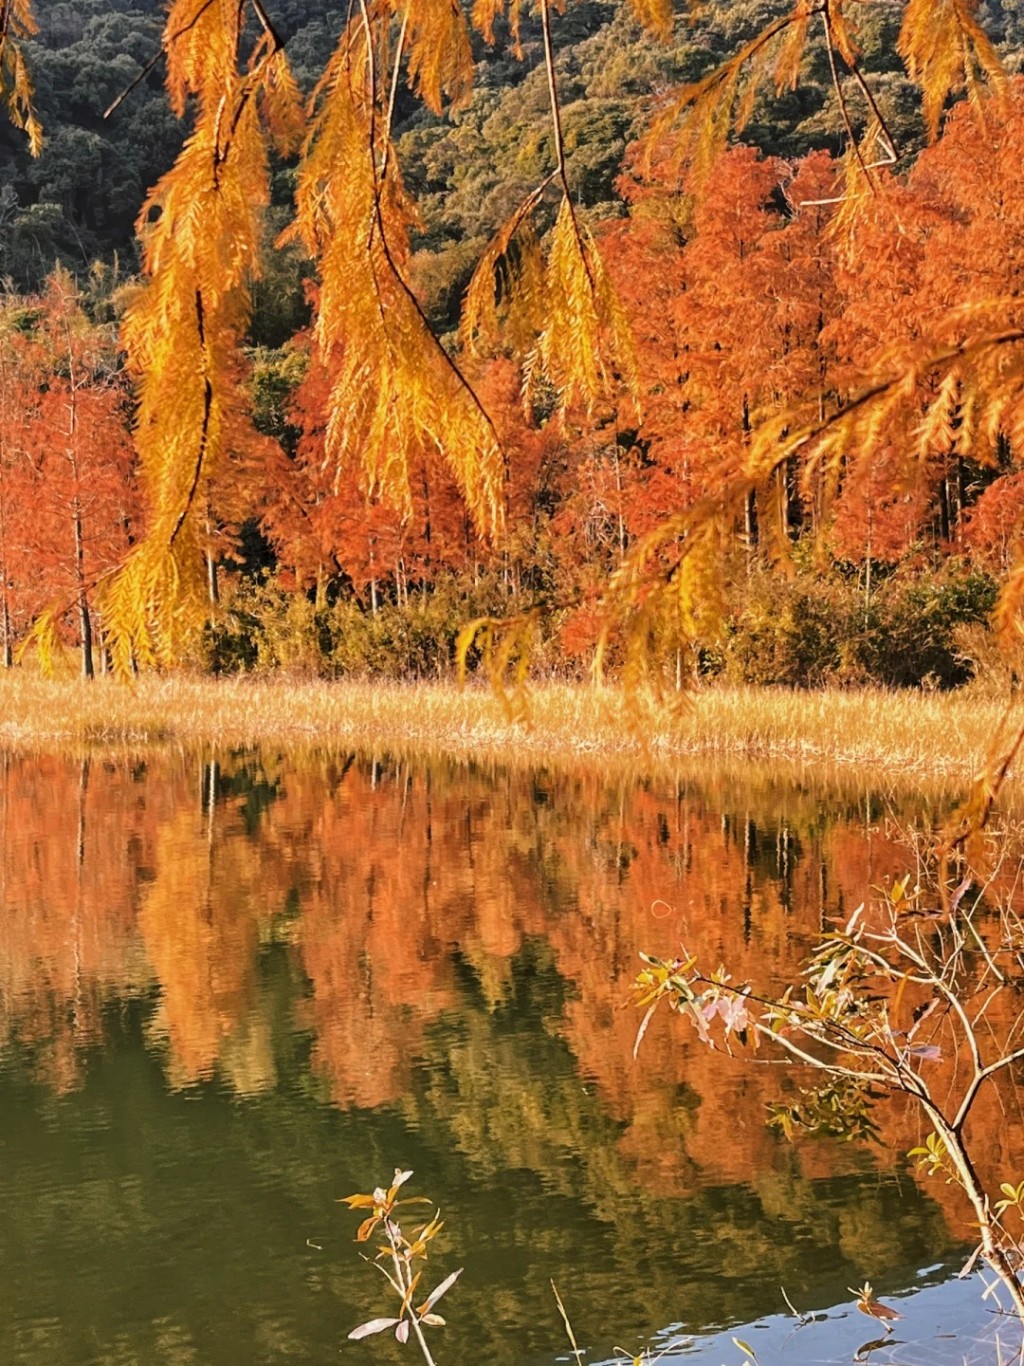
xmin=0 ymin=673 xmax=1018 ymax=787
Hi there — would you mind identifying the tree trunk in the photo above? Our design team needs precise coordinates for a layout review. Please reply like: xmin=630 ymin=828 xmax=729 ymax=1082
xmin=206 ymin=549 xmax=219 ymax=606
xmin=742 ymin=397 xmax=758 ymax=561
xmin=744 ymin=487 xmax=758 ymax=558
xmin=938 ymin=469 xmax=951 ymax=544
xmin=1 ymin=588 xmax=10 ymax=669
xmin=204 ymin=509 xmax=219 ymax=604
xmin=73 ymin=496 xmax=93 ymax=680
xmin=613 ymin=444 xmax=626 ymax=563
xmin=79 ymin=596 xmax=94 ymax=680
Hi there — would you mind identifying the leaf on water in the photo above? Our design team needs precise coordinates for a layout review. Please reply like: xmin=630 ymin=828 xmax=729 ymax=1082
xmin=395 ymin=1319 xmax=410 ymax=1344
xmin=633 ymin=1000 xmax=660 ymax=1059
xmin=348 ymin=1317 xmax=401 ymax=1339
xmin=906 ymin=1043 xmax=942 ymax=1061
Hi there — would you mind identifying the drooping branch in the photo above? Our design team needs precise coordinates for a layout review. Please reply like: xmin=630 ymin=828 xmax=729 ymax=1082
xmin=538 ymin=0 xmax=595 ymax=292
xmin=168 ymin=288 xmax=214 ymax=548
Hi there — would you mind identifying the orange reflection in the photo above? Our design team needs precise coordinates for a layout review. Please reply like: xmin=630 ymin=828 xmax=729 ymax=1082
xmin=0 ymin=748 xmax=1019 ymax=1244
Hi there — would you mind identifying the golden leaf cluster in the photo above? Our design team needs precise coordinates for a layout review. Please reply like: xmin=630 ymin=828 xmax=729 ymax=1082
xmin=898 ymin=0 xmax=1006 ymax=138
xmin=103 ymin=0 xmax=302 ymax=670
xmin=0 ymin=0 xmax=41 ymax=155
xmin=463 ymin=188 xmax=639 ymax=416
xmin=287 ymin=17 xmax=502 ymax=539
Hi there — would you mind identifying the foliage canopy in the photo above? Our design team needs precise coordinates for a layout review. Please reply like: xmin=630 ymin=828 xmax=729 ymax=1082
xmin=0 ymin=0 xmax=1021 ymax=674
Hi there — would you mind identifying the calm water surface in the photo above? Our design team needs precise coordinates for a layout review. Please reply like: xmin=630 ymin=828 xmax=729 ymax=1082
xmin=0 ymin=749 xmax=1018 ymax=1364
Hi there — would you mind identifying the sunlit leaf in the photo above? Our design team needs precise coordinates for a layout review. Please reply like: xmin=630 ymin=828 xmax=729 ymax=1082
xmin=418 ymin=1267 xmax=463 ymax=1316
xmin=348 ymin=1317 xmax=401 ymax=1339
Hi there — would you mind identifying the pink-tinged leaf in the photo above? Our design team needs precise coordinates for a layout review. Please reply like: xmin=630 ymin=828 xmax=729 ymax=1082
xmin=348 ymin=1317 xmax=400 ymax=1340
xmin=418 ymin=1267 xmax=463 ymax=1316
xmin=948 ymin=876 xmax=973 ymax=914
xmin=388 ymin=1169 xmax=415 ymax=1202
xmin=684 ymin=999 xmax=713 ymax=1047
xmin=907 ymin=1043 xmax=942 ymax=1062
xmin=634 ymin=1000 xmax=659 ymax=1059
xmin=395 ymin=1319 xmax=410 ymax=1344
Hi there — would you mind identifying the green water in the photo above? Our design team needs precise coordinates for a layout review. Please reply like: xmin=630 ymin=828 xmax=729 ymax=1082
xmin=0 ymin=750 xmax=1011 ymax=1364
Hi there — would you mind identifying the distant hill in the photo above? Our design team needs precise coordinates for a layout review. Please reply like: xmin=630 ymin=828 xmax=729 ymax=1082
xmin=1 ymin=0 xmax=1018 ymax=301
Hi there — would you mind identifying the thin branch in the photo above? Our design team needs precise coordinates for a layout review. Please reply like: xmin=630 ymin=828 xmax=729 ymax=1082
xmin=104 ymin=0 xmax=219 ymax=119
xmin=380 ymin=9 xmax=409 ymax=178
xmin=953 ymin=1045 xmax=1024 ymax=1134
xmin=538 ymin=0 xmax=596 ymax=292
xmin=820 ymin=2 xmax=875 ymax=191
xmin=249 ymin=0 xmax=284 ymax=51
xmin=169 ymin=288 xmax=213 ymax=548
xmin=354 ymin=0 xmax=505 ymax=466
xmin=787 ymin=327 xmax=1024 ymax=464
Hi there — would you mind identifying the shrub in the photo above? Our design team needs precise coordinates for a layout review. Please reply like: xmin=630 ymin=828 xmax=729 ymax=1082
xmin=720 ymin=563 xmax=997 ymax=690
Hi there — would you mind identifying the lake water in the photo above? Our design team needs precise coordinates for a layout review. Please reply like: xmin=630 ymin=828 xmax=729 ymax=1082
xmin=0 ymin=748 xmax=1021 ymax=1365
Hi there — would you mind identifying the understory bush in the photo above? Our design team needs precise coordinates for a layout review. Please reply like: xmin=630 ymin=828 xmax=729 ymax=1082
xmin=203 ymin=575 xmax=572 ymax=680
xmin=720 ymin=563 xmax=997 ymax=690
xmin=201 ymin=562 xmax=999 ymax=690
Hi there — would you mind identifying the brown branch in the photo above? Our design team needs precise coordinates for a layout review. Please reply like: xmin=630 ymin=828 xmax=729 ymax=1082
xmin=820 ymin=2 xmax=875 ymax=191
xmin=104 ymin=0 xmax=219 ymax=119
xmin=379 ymin=9 xmax=409 ymax=178
xmin=538 ymin=0 xmax=596 ymax=292
xmin=169 ymin=287 xmax=213 ymax=548
xmin=354 ymin=0 xmax=505 ymax=470
xmin=845 ymin=60 xmax=899 ymax=162
xmin=249 ymin=0 xmax=284 ymax=52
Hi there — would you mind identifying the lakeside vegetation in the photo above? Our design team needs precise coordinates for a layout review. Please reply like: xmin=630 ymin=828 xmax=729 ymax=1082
xmin=2 ymin=672 xmax=1020 ymax=789
xmin=2 ymin=4 xmax=1024 ymax=688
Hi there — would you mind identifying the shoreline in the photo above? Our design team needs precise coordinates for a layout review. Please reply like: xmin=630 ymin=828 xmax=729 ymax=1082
xmin=0 ymin=674 xmax=1017 ymax=793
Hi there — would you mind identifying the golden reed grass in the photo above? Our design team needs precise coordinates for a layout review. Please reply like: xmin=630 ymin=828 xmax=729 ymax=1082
xmin=0 ymin=673 xmax=1018 ymax=792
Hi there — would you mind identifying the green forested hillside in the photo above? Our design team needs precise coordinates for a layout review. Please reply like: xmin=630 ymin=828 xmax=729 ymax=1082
xmin=2 ymin=0 xmax=1017 ymax=306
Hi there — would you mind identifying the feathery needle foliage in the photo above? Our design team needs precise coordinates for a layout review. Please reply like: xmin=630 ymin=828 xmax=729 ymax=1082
xmin=0 ymin=0 xmax=1021 ymax=686
xmin=0 ymin=0 xmax=41 ymax=155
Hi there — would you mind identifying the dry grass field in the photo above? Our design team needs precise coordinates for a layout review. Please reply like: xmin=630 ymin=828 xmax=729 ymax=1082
xmin=0 ymin=672 xmax=1018 ymax=790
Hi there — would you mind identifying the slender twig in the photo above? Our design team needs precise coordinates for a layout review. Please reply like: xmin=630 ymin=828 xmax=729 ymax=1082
xmin=538 ymin=0 xmax=596 ymax=292
xmin=104 ymin=0 xmax=219 ymax=118
xmin=380 ymin=9 xmax=409 ymax=177
xmin=353 ymin=0 xmax=505 ymax=463
xmin=820 ymin=2 xmax=875 ymax=191
xmin=552 ymin=1280 xmax=585 ymax=1365
xmin=387 ymin=1235 xmax=437 ymax=1366
xmin=169 ymin=288 xmax=213 ymax=547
